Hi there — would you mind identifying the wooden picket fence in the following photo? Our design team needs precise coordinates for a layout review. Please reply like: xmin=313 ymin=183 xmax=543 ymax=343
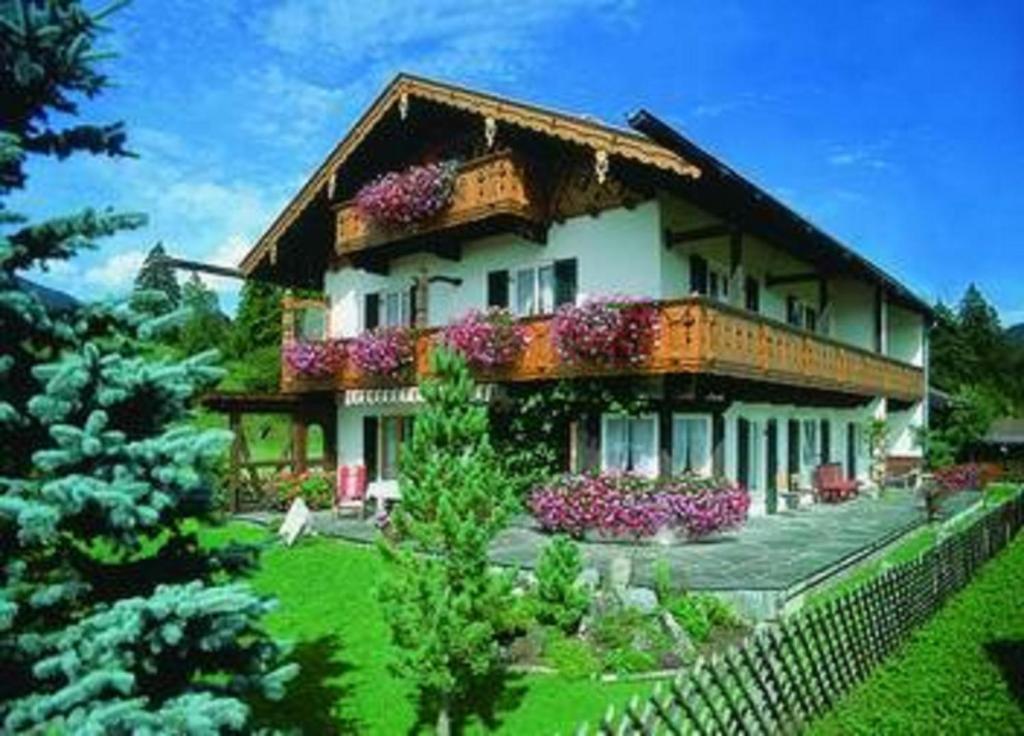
xmin=577 ymin=492 xmax=1024 ymax=735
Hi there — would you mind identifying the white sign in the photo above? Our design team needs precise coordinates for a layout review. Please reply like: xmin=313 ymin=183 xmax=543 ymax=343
xmin=278 ymin=498 xmax=311 ymax=547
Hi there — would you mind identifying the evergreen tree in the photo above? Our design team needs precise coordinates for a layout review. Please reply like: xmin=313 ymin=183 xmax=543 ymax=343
xmin=230 ymin=279 xmax=282 ymax=357
xmin=178 ymin=272 xmax=231 ymax=355
xmin=0 ymin=2 xmax=294 ymax=731
xmin=379 ymin=348 xmax=516 ymax=736
xmin=133 ymin=242 xmax=180 ymax=311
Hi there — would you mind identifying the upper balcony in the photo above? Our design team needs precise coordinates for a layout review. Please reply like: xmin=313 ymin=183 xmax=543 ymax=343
xmin=280 ymin=297 xmax=925 ymax=403
xmin=333 ymin=151 xmax=546 ymax=260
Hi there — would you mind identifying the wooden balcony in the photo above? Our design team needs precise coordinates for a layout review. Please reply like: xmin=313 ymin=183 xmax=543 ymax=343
xmin=333 ymin=150 xmax=544 ymax=256
xmin=281 ymin=298 xmax=925 ymax=403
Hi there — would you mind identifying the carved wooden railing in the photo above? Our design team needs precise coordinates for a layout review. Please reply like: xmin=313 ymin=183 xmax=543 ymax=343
xmin=333 ymin=150 xmax=543 ymax=255
xmin=280 ymin=298 xmax=926 ymax=402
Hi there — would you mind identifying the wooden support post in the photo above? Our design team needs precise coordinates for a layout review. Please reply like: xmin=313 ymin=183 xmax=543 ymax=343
xmin=321 ymin=406 xmax=338 ymax=473
xmin=291 ymin=414 xmax=309 ymax=474
xmin=228 ymin=410 xmax=242 ymax=513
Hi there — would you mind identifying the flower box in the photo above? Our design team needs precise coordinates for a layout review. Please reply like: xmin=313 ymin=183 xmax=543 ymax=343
xmin=282 ymin=339 xmax=345 ymax=378
xmin=439 ymin=308 xmax=527 ymax=370
xmin=354 ymin=160 xmax=459 ymax=228
xmin=348 ymin=326 xmax=416 ymax=379
xmin=552 ymin=297 xmax=658 ymax=366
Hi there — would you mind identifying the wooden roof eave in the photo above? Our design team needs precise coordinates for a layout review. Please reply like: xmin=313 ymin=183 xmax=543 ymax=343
xmin=239 ymin=73 xmax=702 ymax=277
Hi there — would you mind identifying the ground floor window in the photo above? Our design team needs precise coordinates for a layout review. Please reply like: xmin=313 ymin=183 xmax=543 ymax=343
xmin=801 ymin=418 xmax=819 ymax=473
xmin=365 ymin=415 xmax=414 ymax=481
xmin=602 ymin=414 xmax=658 ymax=476
xmin=672 ymin=414 xmax=711 ymax=475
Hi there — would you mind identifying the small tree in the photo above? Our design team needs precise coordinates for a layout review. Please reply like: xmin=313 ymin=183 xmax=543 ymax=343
xmin=535 ymin=535 xmax=590 ymax=633
xmin=378 ymin=348 xmax=515 ymax=735
xmin=133 ymin=242 xmax=181 ymax=310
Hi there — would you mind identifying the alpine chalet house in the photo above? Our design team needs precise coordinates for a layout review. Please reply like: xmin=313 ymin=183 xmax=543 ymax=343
xmin=239 ymin=75 xmax=929 ymax=517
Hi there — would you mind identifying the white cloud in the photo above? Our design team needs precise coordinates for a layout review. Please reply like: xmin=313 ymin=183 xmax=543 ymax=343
xmin=826 ymin=144 xmax=892 ymax=170
xmin=84 ymin=249 xmax=147 ymax=289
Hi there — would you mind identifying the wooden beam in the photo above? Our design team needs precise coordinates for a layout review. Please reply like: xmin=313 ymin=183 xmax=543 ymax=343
xmin=431 ymin=242 xmax=462 ymax=262
xmin=160 ymin=256 xmax=246 ymax=280
xmin=664 ymin=223 xmax=732 ymax=248
xmin=765 ymin=271 xmax=820 ymax=287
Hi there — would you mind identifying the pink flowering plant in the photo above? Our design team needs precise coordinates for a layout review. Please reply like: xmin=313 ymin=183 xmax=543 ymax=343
xmin=349 ymin=326 xmax=416 ymax=379
xmin=354 ymin=160 xmax=459 ymax=227
xmin=528 ymin=472 xmax=750 ymax=541
xmin=282 ymin=339 xmax=346 ymax=378
xmin=439 ymin=308 xmax=527 ymax=370
xmin=552 ymin=296 xmax=659 ymax=366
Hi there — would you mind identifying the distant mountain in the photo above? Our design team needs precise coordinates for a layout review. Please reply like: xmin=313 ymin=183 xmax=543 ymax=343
xmin=1007 ymin=323 xmax=1024 ymax=344
xmin=15 ymin=276 xmax=79 ymax=312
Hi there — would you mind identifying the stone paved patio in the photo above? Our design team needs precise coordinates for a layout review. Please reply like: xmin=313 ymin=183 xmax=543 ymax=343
xmin=302 ymin=489 xmax=980 ymax=599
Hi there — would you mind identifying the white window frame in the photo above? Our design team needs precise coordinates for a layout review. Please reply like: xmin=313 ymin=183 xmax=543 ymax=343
xmin=512 ymin=262 xmax=556 ymax=317
xmin=787 ymin=296 xmax=819 ymax=332
xmin=671 ymin=413 xmax=713 ymax=477
xmin=601 ymin=413 xmax=660 ymax=477
xmin=375 ymin=288 xmax=411 ymax=328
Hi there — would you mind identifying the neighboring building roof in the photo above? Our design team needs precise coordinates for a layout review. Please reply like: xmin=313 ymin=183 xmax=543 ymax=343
xmin=982 ymin=417 xmax=1024 ymax=446
xmin=239 ymin=73 xmax=931 ymax=317
xmin=16 ymin=276 xmax=79 ymax=312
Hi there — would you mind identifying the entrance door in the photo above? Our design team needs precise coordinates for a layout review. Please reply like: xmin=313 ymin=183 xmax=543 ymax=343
xmin=766 ymin=419 xmax=778 ymax=514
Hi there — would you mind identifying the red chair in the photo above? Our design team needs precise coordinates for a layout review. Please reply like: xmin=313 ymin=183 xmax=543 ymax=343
xmin=813 ymin=463 xmax=860 ymax=503
xmin=335 ymin=464 xmax=368 ymax=518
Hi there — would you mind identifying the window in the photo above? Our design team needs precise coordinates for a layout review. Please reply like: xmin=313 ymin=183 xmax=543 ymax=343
xmin=378 ymin=415 xmax=414 ymax=480
xmin=365 ymin=289 xmax=412 ymax=330
xmin=745 ymin=277 xmax=760 ymax=313
xmin=602 ymin=414 xmax=658 ymax=477
xmin=515 ymin=264 xmax=554 ymax=316
xmin=489 ymin=259 xmax=577 ymax=315
xmin=689 ymin=254 xmax=730 ymax=303
xmin=801 ymin=418 xmax=819 ymax=470
xmin=786 ymin=296 xmax=818 ymax=332
xmin=672 ymin=415 xmax=711 ymax=476
xmin=295 ymin=305 xmax=326 ymax=341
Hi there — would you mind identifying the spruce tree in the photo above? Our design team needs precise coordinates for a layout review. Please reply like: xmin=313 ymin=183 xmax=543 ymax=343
xmin=178 ymin=272 xmax=230 ymax=355
xmin=0 ymin=2 xmax=295 ymax=732
xmin=231 ymin=279 xmax=282 ymax=357
xmin=133 ymin=242 xmax=181 ymax=310
xmin=379 ymin=348 xmax=516 ymax=736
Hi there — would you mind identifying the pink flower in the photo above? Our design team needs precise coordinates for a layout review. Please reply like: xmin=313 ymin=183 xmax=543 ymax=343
xmin=354 ymin=160 xmax=459 ymax=227
xmin=552 ymin=296 xmax=658 ymax=366
xmin=349 ymin=326 xmax=415 ymax=378
xmin=439 ymin=308 xmax=526 ymax=369
xmin=283 ymin=339 xmax=345 ymax=377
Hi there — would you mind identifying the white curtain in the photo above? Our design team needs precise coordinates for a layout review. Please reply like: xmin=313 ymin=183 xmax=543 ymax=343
xmin=802 ymin=419 xmax=818 ymax=469
xmin=629 ymin=417 xmax=657 ymax=476
xmin=516 ymin=267 xmax=536 ymax=316
xmin=602 ymin=416 xmax=629 ymax=472
xmin=672 ymin=417 xmax=710 ymax=475
xmin=538 ymin=264 xmax=555 ymax=314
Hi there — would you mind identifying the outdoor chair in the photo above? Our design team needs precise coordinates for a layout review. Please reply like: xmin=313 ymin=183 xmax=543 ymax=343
xmin=335 ymin=464 xmax=368 ymax=518
xmin=813 ymin=462 xmax=860 ymax=503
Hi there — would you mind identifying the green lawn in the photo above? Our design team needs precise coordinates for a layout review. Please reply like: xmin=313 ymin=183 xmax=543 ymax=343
xmin=808 ymin=533 xmax=1024 ymax=735
xmin=202 ymin=523 xmax=652 ymax=735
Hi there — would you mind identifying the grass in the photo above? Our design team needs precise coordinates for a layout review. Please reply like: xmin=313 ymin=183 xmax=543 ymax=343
xmin=808 ymin=532 xmax=1024 ymax=735
xmin=201 ymin=523 xmax=654 ymax=735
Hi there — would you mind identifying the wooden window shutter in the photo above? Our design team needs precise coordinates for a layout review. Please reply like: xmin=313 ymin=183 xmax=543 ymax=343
xmin=408 ymin=284 xmax=418 ymax=327
xmin=554 ymin=258 xmax=578 ymax=307
xmin=364 ymin=293 xmax=379 ymax=330
xmin=689 ymin=254 xmax=708 ymax=295
xmin=487 ymin=270 xmax=509 ymax=308
xmin=712 ymin=414 xmax=725 ymax=476
xmin=787 ymin=419 xmax=800 ymax=475
xmin=820 ymin=419 xmax=831 ymax=462
xmin=745 ymin=276 xmax=760 ymax=312
xmin=580 ymin=414 xmax=601 ymax=472
xmin=363 ymin=416 xmax=379 ymax=481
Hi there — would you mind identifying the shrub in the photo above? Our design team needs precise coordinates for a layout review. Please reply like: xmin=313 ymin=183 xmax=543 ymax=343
xmin=348 ymin=326 xmax=415 ymax=378
xmin=528 ymin=473 xmax=750 ymax=540
xmin=665 ymin=593 xmax=741 ymax=644
xmin=535 ymin=536 xmax=591 ymax=633
xmin=271 ymin=469 xmax=334 ymax=510
xmin=552 ymin=296 xmax=659 ymax=366
xmin=354 ymin=160 xmax=459 ymax=227
xmin=590 ymin=608 xmax=672 ymax=674
xmin=544 ymin=634 xmax=601 ymax=679
xmin=439 ymin=308 xmax=527 ymax=370
xmin=282 ymin=339 xmax=345 ymax=377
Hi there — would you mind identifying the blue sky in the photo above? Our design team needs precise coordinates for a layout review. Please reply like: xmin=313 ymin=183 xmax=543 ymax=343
xmin=14 ymin=0 xmax=1024 ymax=323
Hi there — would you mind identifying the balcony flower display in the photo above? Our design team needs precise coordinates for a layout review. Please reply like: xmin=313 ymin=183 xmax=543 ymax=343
xmin=349 ymin=326 xmax=415 ymax=378
xmin=282 ymin=339 xmax=346 ymax=378
xmin=354 ymin=160 xmax=459 ymax=228
xmin=552 ymin=296 xmax=659 ymax=366
xmin=439 ymin=308 xmax=527 ymax=370
xmin=528 ymin=473 xmax=750 ymax=541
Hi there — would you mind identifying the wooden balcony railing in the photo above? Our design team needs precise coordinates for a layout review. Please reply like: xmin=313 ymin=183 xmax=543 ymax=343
xmin=333 ymin=150 xmax=543 ymax=255
xmin=280 ymin=298 xmax=925 ymax=402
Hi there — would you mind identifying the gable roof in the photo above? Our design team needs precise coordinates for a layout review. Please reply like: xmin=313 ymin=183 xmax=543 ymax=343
xmin=239 ymin=73 xmax=701 ymax=274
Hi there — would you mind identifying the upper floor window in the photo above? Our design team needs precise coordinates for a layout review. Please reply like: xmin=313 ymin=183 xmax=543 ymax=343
xmin=364 ymin=288 xmax=413 ymax=330
xmin=745 ymin=276 xmax=761 ymax=313
xmin=689 ymin=254 xmax=730 ymax=303
xmin=487 ymin=258 xmax=577 ymax=316
xmin=786 ymin=296 xmax=818 ymax=332
xmin=294 ymin=305 xmax=327 ymax=341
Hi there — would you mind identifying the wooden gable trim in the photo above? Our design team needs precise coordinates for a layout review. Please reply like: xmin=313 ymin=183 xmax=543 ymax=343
xmin=240 ymin=74 xmax=701 ymax=275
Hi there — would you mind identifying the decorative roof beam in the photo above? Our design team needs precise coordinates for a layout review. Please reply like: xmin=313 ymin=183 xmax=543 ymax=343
xmin=664 ymin=223 xmax=733 ymax=248
xmin=765 ymin=271 xmax=822 ymax=287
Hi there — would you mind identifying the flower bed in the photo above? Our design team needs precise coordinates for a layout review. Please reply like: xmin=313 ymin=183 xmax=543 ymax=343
xmin=552 ymin=296 xmax=658 ymax=366
xmin=354 ymin=160 xmax=459 ymax=227
xmin=282 ymin=339 xmax=346 ymax=378
xmin=270 ymin=469 xmax=334 ymax=510
xmin=933 ymin=463 xmax=984 ymax=493
xmin=348 ymin=326 xmax=415 ymax=379
xmin=528 ymin=473 xmax=750 ymax=541
xmin=439 ymin=308 xmax=526 ymax=370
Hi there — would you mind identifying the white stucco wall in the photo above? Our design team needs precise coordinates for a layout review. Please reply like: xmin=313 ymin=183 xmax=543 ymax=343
xmin=829 ymin=277 xmax=877 ymax=352
xmin=323 ymin=201 xmax=663 ymax=337
xmin=887 ymin=303 xmax=925 ymax=367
